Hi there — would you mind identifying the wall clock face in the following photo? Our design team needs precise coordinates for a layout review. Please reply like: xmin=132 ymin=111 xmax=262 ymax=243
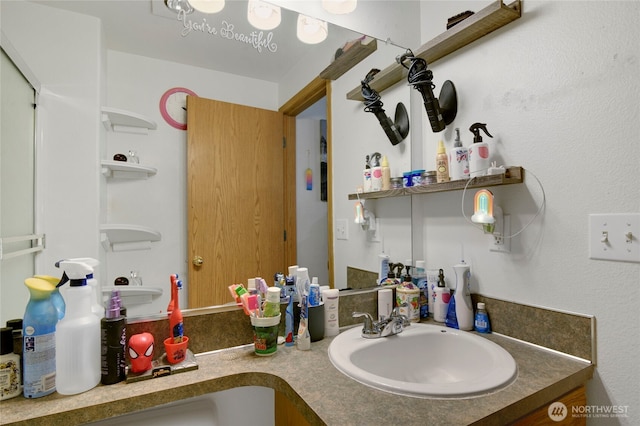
xmin=159 ymin=87 xmax=198 ymax=130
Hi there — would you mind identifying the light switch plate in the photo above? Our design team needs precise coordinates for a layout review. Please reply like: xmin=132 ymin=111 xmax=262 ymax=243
xmin=336 ymin=219 xmax=348 ymax=240
xmin=588 ymin=213 xmax=640 ymax=263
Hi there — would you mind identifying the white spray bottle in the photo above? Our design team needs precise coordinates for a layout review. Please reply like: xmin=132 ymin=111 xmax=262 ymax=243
xmin=445 ymin=260 xmax=474 ymax=331
xmin=56 ymin=257 xmax=103 ymax=319
xmin=55 ymin=260 xmax=101 ymax=395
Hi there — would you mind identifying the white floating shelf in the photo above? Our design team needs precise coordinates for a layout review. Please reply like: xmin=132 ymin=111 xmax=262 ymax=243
xmin=101 ymin=107 xmax=157 ymax=134
xmin=101 ymin=160 xmax=157 ymax=179
xmin=101 ymin=286 xmax=163 ymax=305
xmin=100 ymin=224 xmax=161 ymax=252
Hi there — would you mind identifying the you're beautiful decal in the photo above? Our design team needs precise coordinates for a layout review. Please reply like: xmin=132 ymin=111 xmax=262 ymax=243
xmin=177 ymin=10 xmax=278 ymax=54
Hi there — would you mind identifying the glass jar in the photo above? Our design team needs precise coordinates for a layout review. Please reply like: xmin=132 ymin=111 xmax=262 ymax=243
xmin=390 ymin=177 xmax=403 ymax=189
xmin=421 ymin=170 xmax=437 ymax=185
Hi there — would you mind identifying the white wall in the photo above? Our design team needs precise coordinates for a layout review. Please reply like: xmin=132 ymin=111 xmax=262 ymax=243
xmin=331 ymin=0 xmax=639 ymax=422
xmin=1 ymin=0 xmax=102 ymax=322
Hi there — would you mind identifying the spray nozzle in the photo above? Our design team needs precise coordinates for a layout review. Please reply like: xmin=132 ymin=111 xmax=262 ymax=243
xmin=55 ymin=260 xmax=93 ymax=287
xmin=469 ymin=123 xmax=493 ymax=143
xmin=454 ymin=128 xmax=462 ymax=147
xmin=370 ymin=152 xmax=382 ymax=167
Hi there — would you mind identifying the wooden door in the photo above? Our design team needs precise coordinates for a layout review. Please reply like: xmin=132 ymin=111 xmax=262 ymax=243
xmin=187 ymin=96 xmax=285 ymax=308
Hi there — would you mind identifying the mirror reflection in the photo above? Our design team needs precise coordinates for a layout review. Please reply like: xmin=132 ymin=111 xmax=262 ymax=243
xmin=0 ymin=0 xmax=411 ymax=323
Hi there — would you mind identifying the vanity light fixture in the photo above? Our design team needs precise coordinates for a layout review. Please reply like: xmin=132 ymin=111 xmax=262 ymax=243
xmin=247 ymin=0 xmax=281 ymax=30
xmin=297 ymin=14 xmax=328 ymax=44
xmin=164 ymin=0 xmax=193 ymax=14
xmin=322 ymin=0 xmax=357 ymax=15
xmin=189 ymin=0 xmax=225 ymax=14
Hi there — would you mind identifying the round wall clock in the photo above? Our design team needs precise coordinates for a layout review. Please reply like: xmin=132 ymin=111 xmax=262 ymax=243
xmin=159 ymin=87 xmax=198 ymax=130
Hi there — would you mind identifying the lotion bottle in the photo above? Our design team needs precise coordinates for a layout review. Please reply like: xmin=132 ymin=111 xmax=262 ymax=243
xmin=445 ymin=261 xmax=474 ymax=331
xmin=448 ymin=128 xmax=469 ymax=180
xmin=468 ymin=123 xmax=493 ymax=178
xmin=436 ymin=140 xmax=450 ymax=183
xmin=323 ymin=289 xmax=340 ymax=337
xmin=55 ymin=260 xmax=101 ymax=395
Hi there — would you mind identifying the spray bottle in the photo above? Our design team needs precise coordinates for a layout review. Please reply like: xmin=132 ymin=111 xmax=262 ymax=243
xmin=101 ymin=290 xmax=126 ymax=385
xmin=448 ymin=128 xmax=469 ymax=180
xmin=55 ymin=257 xmax=103 ymax=319
xmin=55 ymin=260 xmax=101 ymax=395
xmin=33 ymin=275 xmax=66 ymax=321
xmin=22 ymin=278 xmax=58 ymax=398
xmin=445 ymin=260 xmax=474 ymax=331
xmin=468 ymin=123 xmax=493 ymax=178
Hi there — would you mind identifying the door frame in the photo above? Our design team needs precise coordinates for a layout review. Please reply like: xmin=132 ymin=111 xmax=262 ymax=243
xmin=279 ymin=77 xmax=334 ymax=288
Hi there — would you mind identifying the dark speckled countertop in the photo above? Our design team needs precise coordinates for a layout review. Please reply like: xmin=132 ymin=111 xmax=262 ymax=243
xmin=0 ymin=327 xmax=593 ymax=426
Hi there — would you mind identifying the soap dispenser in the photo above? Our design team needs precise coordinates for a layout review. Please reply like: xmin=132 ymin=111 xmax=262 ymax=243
xmin=370 ymin=152 xmax=382 ymax=191
xmin=448 ymin=128 xmax=469 ymax=180
xmin=445 ymin=261 xmax=474 ymax=331
xmin=468 ymin=123 xmax=493 ymax=178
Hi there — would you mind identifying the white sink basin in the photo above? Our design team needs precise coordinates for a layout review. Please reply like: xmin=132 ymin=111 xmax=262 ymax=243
xmin=328 ymin=323 xmax=517 ymax=398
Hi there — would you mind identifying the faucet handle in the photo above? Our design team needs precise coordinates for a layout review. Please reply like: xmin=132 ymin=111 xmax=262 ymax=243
xmin=352 ymin=312 xmax=378 ymax=337
xmin=390 ymin=302 xmax=411 ymax=327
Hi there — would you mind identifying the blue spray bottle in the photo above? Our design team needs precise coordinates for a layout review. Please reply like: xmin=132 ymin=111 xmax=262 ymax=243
xmin=22 ymin=278 xmax=58 ymax=398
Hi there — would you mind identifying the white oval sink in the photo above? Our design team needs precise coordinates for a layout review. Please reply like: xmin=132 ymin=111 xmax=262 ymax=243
xmin=328 ymin=323 xmax=517 ymax=398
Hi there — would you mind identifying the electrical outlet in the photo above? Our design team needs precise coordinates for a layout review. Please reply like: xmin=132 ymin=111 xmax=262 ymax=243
xmin=336 ymin=219 xmax=348 ymax=240
xmin=490 ymin=214 xmax=511 ymax=253
xmin=589 ymin=213 xmax=640 ymax=263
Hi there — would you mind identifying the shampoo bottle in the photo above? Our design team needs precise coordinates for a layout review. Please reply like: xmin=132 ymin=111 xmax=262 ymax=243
xmin=445 ymin=261 xmax=474 ymax=331
xmin=381 ymin=155 xmax=391 ymax=190
xmin=55 ymin=260 xmax=101 ymax=395
xmin=468 ymin=123 xmax=493 ymax=178
xmin=448 ymin=128 xmax=469 ymax=180
xmin=436 ymin=140 xmax=450 ymax=183
xmin=101 ymin=290 xmax=126 ymax=385
xmin=22 ymin=277 xmax=57 ymax=398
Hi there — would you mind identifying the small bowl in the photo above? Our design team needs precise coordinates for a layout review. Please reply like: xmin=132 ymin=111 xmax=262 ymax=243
xmin=163 ymin=336 xmax=189 ymax=364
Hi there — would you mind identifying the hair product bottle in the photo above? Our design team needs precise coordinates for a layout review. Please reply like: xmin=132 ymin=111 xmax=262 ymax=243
xmin=101 ymin=290 xmax=126 ymax=385
xmin=436 ymin=140 xmax=450 ymax=183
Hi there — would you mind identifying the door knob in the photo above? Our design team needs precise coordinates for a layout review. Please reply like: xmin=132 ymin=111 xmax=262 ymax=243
xmin=193 ymin=256 xmax=204 ymax=267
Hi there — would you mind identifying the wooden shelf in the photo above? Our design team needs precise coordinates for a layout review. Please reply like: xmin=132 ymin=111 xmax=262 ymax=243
xmin=319 ymin=38 xmax=377 ymax=81
xmin=348 ymin=166 xmax=523 ymax=200
xmin=101 ymin=107 xmax=157 ymax=134
xmin=346 ymin=0 xmax=521 ymax=101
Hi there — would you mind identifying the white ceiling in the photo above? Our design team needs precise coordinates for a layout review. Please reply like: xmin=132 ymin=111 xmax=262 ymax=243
xmin=31 ymin=0 xmax=361 ymax=83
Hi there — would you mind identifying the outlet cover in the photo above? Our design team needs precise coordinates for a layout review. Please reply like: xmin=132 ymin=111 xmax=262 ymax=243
xmin=336 ymin=219 xmax=348 ymax=240
xmin=490 ymin=214 xmax=511 ymax=253
xmin=589 ymin=213 xmax=640 ymax=263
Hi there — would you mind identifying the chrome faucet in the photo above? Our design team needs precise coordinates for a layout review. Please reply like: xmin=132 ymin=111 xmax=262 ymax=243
xmin=352 ymin=303 xmax=411 ymax=339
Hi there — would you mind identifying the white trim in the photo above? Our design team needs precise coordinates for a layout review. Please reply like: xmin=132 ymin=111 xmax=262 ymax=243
xmin=0 ymin=30 xmax=41 ymax=93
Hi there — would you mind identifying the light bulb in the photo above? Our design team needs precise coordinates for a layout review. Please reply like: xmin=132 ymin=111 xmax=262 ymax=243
xmin=322 ymin=0 xmax=357 ymax=15
xmin=189 ymin=0 xmax=225 ymax=14
xmin=247 ymin=0 xmax=281 ymax=30
xmin=297 ymin=14 xmax=328 ymax=44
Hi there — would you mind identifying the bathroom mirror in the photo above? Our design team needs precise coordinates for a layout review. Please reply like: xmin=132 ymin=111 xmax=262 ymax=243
xmin=1 ymin=0 xmax=414 ymax=321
